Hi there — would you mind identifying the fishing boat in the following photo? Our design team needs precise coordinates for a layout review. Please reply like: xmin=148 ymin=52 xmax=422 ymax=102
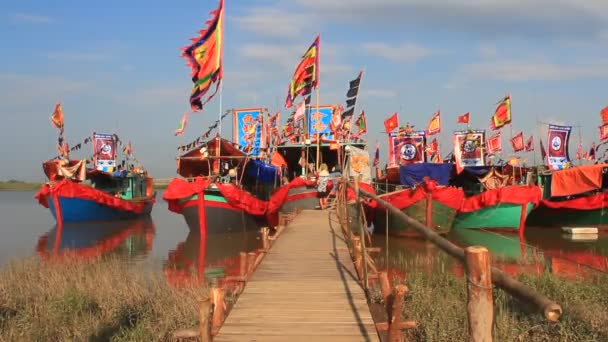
xmin=527 ymin=164 xmax=608 ymax=227
xmin=373 ymin=163 xmax=464 ymax=237
xmin=36 ymin=217 xmax=155 ymax=260
xmin=163 ymin=137 xmax=275 ymax=234
xmin=452 ymin=167 xmax=541 ymax=236
xmin=35 ymin=133 xmax=156 ymax=224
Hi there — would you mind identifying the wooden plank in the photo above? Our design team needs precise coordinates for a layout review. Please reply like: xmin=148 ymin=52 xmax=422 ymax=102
xmin=216 ymin=209 xmax=379 ymax=341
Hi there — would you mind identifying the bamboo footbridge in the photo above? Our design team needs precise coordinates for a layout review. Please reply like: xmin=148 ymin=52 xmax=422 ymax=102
xmin=216 ymin=209 xmax=379 ymax=341
xmin=177 ymin=180 xmax=563 ymax=342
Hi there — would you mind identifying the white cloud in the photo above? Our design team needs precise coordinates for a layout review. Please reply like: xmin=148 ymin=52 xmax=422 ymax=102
xmin=10 ymin=13 xmax=53 ymax=24
xmin=233 ymin=8 xmax=312 ymax=38
xmin=0 ymin=73 xmax=86 ymax=107
xmin=461 ymin=59 xmax=608 ymax=81
xmin=479 ymin=42 xmax=497 ymax=59
xmin=366 ymin=88 xmax=397 ymax=98
xmin=47 ymin=51 xmax=114 ymax=63
xmin=362 ymin=42 xmax=432 ymax=63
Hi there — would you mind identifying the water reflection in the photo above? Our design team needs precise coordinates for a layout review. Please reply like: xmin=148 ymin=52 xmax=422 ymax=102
xmin=372 ymin=225 xmax=608 ymax=280
xmin=164 ymin=229 xmax=261 ymax=287
xmin=36 ymin=217 xmax=155 ymax=260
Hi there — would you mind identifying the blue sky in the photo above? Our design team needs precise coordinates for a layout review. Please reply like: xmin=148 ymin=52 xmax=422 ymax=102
xmin=1 ymin=0 xmax=608 ymax=181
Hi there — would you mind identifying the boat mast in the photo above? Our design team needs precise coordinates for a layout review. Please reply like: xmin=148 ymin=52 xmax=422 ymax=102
xmin=315 ymin=34 xmax=321 ymax=172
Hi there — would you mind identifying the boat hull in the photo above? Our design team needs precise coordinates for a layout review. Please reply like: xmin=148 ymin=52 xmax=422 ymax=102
xmin=48 ymin=196 xmax=154 ymax=223
xmin=280 ymin=185 xmax=319 ymax=213
xmin=373 ymin=199 xmax=457 ymax=237
xmin=527 ymin=206 xmax=608 ymax=227
xmin=181 ymin=193 xmax=260 ymax=234
xmin=453 ymin=203 xmax=535 ymax=230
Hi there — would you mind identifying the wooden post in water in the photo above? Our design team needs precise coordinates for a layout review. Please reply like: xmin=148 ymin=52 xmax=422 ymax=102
xmin=425 ymin=192 xmax=433 ymax=228
xmin=199 ymin=297 xmax=212 ymax=342
xmin=261 ymin=227 xmax=270 ymax=251
xmin=379 ymin=271 xmax=391 ymax=303
xmin=247 ymin=252 xmax=257 ymax=276
xmin=387 ymin=285 xmax=416 ymax=342
xmin=210 ymin=286 xmax=225 ymax=335
xmin=465 ymin=246 xmax=493 ymax=342
xmin=239 ymin=252 xmax=248 ymax=278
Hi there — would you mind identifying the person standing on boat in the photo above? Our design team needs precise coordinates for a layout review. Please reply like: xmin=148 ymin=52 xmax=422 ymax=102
xmin=317 ymin=163 xmax=331 ymax=209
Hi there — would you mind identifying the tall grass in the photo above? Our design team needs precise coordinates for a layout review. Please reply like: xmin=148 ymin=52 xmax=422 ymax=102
xmin=372 ymin=251 xmax=608 ymax=341
xmin=0 ymin=257 xmax=206 ymax=341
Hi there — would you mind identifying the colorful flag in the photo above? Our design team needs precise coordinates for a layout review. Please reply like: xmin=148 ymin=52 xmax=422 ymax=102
xmin=486 ymin=132 xmax=502 ymax=154
xmin=384 ymin=113 xmax=399 ymax=133
xmin=329 ymin=106 xmax=343 ymax=134
xmin=373 ymin=142 xmax=380 ymax=167
xmin=392 ymin=131 xmax=426 ymax=165
xmin=426 ymin=111 xmax=441 ymax=136
xmin=123 ymin=141 xmax=133 ymax=158
xmin=540 ymin=139 xmax=547 ymax=161
xmin=601 ymin=105 xmax=608 ymax=124
xmin=342 ymin=71 xmax=363 ymax=118
xmin=510 ymin=131 xmax=524 ymax=152
xmin=50 ymin=103 xmax=64 ymax=132
xmin=181 ymin=0 xmax=224 ymax=111
xmin=589 ymin=142 xmax=597 ymax=160
xmin=174 ymin=111 xmax=189 ymax=136
xmin=285 ymin=35 xmax=320 ymax=108
xmin=454 ymin=130 xmax=485 ymax=170
xmin=457 ymin=112 xmax=470 ymax=124
xmin=354 ymin=111 xmax=367 ymax=136
xmin=525 ymin=135 xmax=534 ymax=152
xmin=600 ymin=123 xmax=608 ymax=141
xmin=491 ymin=95 xmax=512 ymax=130
xmin=547 ymin=124 xmax=572 ymax=170
xmin=294 ymin=100 xmax=306 ymax=121
xmin=426 ymin=138 xmax=440 ymax=163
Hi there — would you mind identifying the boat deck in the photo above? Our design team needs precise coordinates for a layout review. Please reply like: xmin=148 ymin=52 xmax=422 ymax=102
xmin=215 ymin=209 xmax=379 ymax=341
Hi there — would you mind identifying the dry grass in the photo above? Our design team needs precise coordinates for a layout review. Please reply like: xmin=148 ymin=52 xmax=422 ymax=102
xmin=0 ymin=257 xmax=207 ymax=342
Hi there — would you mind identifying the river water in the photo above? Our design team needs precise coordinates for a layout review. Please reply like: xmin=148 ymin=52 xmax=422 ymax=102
xmin=1 ymin=190 xmax=607 ymax=280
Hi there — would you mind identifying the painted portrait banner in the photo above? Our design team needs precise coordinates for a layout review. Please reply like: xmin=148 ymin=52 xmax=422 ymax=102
xmin=547 ymin=124 xmax=572 ymax=170
xmin=389 ymin=131 xmax=426 ymax=165
xmin=93 ymin=133 xmax=117 ymax=172
xmin=454 ymin=130 xmax=485 ymax=168
xmin=233 ymin=108 xmax=264 ymax=156
xmin=307 ymin=105 xmax=334 ymax=139
xmin=347 ymin=145 xmax=371 ymax=184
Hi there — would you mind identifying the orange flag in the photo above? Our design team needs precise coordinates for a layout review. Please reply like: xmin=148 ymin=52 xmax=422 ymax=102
xmin=50 ymin=103 xmax=64 ymax=131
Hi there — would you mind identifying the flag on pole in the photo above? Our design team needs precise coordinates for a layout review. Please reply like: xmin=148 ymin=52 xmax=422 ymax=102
xmin=373 ymin=142 xmax=380 ymax=167
xmin=525 ymin=135 xmax=534 ymax=152
xmin=123 ymin=141 xmax=133 ymax=158
xmin=491 ymin=95 xmax=512 ymax=130
xmin=342 ymin=71 xmax=363 ymax=118
xmin=540 ymin=139 xmax=547 ymax=161
xmin=426 ymin=111 xmax=441 ymax=135
xmin=589 ymin=142 xmax=597 ymax=160
xmin=294 ymin=100 xmax=306 ymax=121
xmin=601 ymin=105 xmax=608 ymax=124
xmin=174 ymin=111 xmax=189 ymax=136
xmin=600 ymin=123 xmax=608 ymax=141
xmin=285 ymin=35 xmax=320 ymax=108
xmin=50 ymin=103 xmax=64 ymax=132
xmin=384 ymin=113 xmax=399 ymax=133
xmin=457 ymin=112 xmax=470 ymax=124
xmin=510 ymin=131 xmax=524 ymax=152
xmin=354 ymin=111 xmax=367 ymax=136
xmin=181 ymin=0 xmax=224 ymax=111
xmin=486 ymin=132 xmax=502 ymax=154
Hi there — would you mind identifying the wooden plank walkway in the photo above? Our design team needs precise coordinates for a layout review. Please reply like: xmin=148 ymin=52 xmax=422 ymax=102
xmin=215 ymin=209 xmax=379 ymax=341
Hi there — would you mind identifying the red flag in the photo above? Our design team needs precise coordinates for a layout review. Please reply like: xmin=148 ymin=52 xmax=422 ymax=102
xmin=426 ymin=111 xmax=441 ymax=135
xmin=486 ymin=132 xmax=502 ymax=154
xmin=491 ymin=95 xmax=512 ymax=130
xmin=457 ymin=112 xmax=470 ymax=124
xmin=601 ymin=105 xmax=608 ymax=124
xmin=285 ymin=35 xmax=320 ymax=108
xmin=384 ymin=113 xmax=399 ymax=133
xmin=540 ymin=139 xmax=547 ymax=160
xmin=510 ymin=131 xmax=524 ymax=152
xmin=50 ymin=103 xmax=64 ymax=131
xmin=600 ymin=123 xmax=608 ymax=141
xmin=525 ymin=135 xmax=534 ymax=152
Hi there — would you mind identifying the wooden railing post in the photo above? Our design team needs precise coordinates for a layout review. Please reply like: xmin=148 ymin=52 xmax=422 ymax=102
xmin=261 ymin=227 xmax=270 ymax=251
xmin=247 ymin=252 xmax=257 ymax=276
xmin=387 ymin=284 xmax=417 ymax=341
xmin=199 ymin=297 xmax=212 ymax=342
xmin=239 ymin=252 xmax=248 ymax=278
xmin=465 ymin=246 xmax=493 ymax=342
xmin=379 ymin=271 xmax=391 ymax=303
xmin=210 ymin=285 xmax=225 ymax=335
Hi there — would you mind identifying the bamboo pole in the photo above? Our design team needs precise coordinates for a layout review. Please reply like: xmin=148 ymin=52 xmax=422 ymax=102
xmin=379 ymin=271 xmax=391 ymax=303
xmin=239 ymin=252 xmax=248 ymax=278
xmin=199 ymin=297 xmax=212 ymax=342
xmin=261 ymin=227 xmax=270 ymax=251
xmin=247 ymin=252 xmax=257 ymax=276
xmin=388 ymin=285 xmax=407 ymax=341
xmin=210 ymin=286 xmax=225 ymax=334
xmin=465 ymin=246 xmax=493 ymax=342
xmin=352 ymin=185 xmax=562 ymax=321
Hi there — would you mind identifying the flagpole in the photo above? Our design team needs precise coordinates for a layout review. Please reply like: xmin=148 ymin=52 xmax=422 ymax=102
xmin=315 ymin=34 xmax=321 ymax=172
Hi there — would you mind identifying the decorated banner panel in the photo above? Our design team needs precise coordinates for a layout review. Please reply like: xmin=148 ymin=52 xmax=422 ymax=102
xmin=93 ymin=133 xmax=117 ymax=172
xmin=388 ymin=131 xmax=426 ymax=165
xmin=454 ymin=130 xmax=485 ymax=168
xmin=547 ymin=124 xmax=571 ymax=170
xmin=307 ymin=105 xmax=334 ymax=139
xmin=233 ymin=108 xmax=264 ymax=156
xmin=347 ymin=145 xmax=371 ymax=184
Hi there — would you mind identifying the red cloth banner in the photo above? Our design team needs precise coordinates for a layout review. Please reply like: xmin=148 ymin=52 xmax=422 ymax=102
xmin=547 ymin=124 xmax=571 ymax=170
xmin=390 ymin=131 xmax=426 ymax=165
xmin=93 ymin=133 xmax=117 ymax=171
xmin=454 ymin=130 xmax=485 ymax=168
xmin=486 ymin=132 xmax=502 ymax=155
xmin=510 ymin=131 xmax=524 ymax=152
xmin=458 ymin=185 xmax=541 ymax=213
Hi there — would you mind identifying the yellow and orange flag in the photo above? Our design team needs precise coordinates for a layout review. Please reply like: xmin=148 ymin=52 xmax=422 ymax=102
xmin=426 ymin=111 xmax=441 ymax=135
xmin=50 ymin=103 xmax=64 ymax=132
xmin=491 ymin=95 xmax=511 ymax=130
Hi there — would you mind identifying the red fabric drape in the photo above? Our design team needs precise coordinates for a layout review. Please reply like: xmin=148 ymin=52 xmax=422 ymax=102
xmin=539 ymin=191 xmax=608 ymax=210
xmin=35 ymin=180 xmax=151 ymax=213
xmin=550 ymin=164 xmax=606 ymax=197
xmin=458 ymin=185 xmax=541 ymax=213
xmin=346 ymin=182 xmax=378 ymax=208
xmin=378 ymin=182 xmax=463 ymax=211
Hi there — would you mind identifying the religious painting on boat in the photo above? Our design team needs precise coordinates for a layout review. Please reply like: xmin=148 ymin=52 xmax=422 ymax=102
xmin=547 ymin=124 xmax=571 ymax=170
xmin=233 ymin=108 xmax=265 ymax=156
xmin=93 ymin=133 xmax=117 ymax=172
xmin=454 ymin=130 xmax=485 ymax=167
xmin=347 ymin=145 xmax=372 ymax=184
xmin=388 ymin=131 xmax=426 ymax=165
xmin=307 ymin=105 xmax=334 ymax=139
